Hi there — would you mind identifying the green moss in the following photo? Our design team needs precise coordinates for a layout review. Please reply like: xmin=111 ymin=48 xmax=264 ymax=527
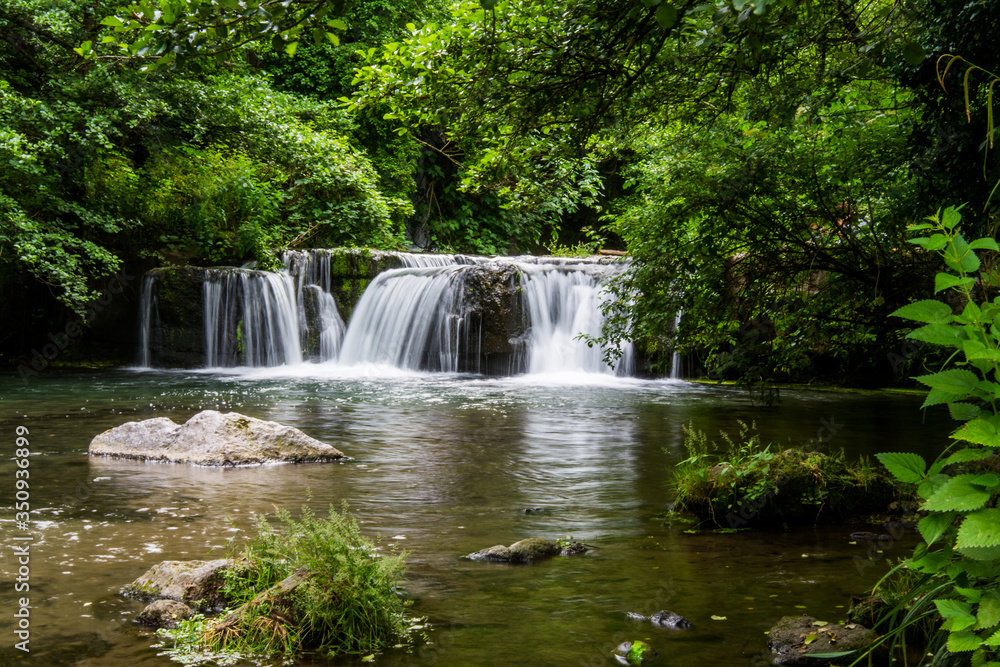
xmin=669 ymin=421 xmax=901 ymax=528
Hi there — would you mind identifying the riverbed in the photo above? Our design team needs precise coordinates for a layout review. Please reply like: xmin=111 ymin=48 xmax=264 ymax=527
xmin=0 ymin=367 xmax=951 ymax=665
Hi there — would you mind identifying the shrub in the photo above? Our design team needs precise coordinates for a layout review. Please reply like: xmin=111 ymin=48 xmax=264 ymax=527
xmin=158 ymin=503 xmax=410 ymax=662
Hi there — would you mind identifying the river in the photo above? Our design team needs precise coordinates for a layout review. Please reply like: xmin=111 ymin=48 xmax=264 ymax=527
xmin=0 ymin=366 xmax=950 ymax=666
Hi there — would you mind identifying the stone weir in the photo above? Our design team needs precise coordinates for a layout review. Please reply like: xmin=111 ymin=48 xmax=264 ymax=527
xmin=136 ymin=249 xmax=567 ymax=374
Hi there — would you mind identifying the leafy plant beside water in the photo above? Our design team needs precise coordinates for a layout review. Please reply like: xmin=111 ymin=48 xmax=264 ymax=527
xmin=157 ymin=503 xmax=412 ymax=663
xmin=669 ymin=420 xmax=897 ymax=529
xmin=856 ymin=206 xmax=1000 ymax=665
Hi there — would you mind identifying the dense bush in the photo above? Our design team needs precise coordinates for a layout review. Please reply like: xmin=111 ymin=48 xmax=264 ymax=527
xmin=159 ymin=503 xmax=411 ymax=661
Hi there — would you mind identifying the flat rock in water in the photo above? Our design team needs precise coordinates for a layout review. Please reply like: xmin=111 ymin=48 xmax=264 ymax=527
xmin=768 ymin=615 xmax=873 ymax=665
xmin=122 ymin=559 xmax=232 ymax=611
xmin=89 ymin=410 xmax=350 ymax=465
xmin=464 ymin=537 xmax=588 ymax=563
xmin=627 ymin=610 xmax=692 ymax=628
xmin=136 ymin=599 xmax=196 ymax=629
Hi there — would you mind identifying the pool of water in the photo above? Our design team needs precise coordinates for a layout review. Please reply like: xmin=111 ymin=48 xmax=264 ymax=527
xmin=0 ymin=367 xmax=952 ymax=665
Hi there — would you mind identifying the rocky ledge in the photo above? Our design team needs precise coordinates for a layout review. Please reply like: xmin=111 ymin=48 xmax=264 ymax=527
xmin=89 ymin=410 xmax=350 ymax=466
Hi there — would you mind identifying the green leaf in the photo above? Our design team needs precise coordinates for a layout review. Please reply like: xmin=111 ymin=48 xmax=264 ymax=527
xmin=918 ymin=512 xmax=956 ymax=546
xmin=986 ymin=627 xmax=1000 ymax=646
xmin=908 ymin=322 xmax=963 ymax=346
xmin=916 ymin=369 xmax=980 ymax=394
xmin=923 ymin=475 xmax=993 ymax=512
xmin=970 ymin=237 xmax=1000 ymax=251
xmin=327 ymin=18 xmax=348 ymax=30
xmin=976 ymin=591 xmax=1000 ymax=629
xmin=953 ymin=419 xmax=1000 ymax=447
xmin=893 ymin=299 xmax=953 ymax=324
xmin=875 ymin=452 xmax=927 ymax=483
xmin=959 ymin=545 xmax=1000 ymax=561
xmin=948 ymin=402 xmax=982 ymax=421
xmin=936 ymin=273 xmax=977 ymax=293
xmin=902 ymin=42 xmax=925 ymax=66
xmin=100 ymin=16 xmax=124 ymax=27
xmin=957 ymin=509 xmax=1000 ymax=549
xmin=947 ymin=630 xmax=983 ymax=652
xmin=285 ymin=40 xmax=297 ymax=56
xmin=655 ymin=4 xmax=678 ymax=28
xmin=923 ymin=387 xmax=973 ymax=408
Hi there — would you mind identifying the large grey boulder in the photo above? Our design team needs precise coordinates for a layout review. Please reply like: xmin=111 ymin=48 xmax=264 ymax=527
xmin=123 ymin=559 xmax=233 ymax=611
xmin=767 ymin=615 xmax=874 ymax=665
xmin=89 ymin=410 xmax=350 ymax=466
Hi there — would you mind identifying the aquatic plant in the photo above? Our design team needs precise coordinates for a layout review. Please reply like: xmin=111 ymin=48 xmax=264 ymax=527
xmin=668 ymin=420 xmax=897 ymax=528
xmin=157 ymin=502 xmax=410 ymax=662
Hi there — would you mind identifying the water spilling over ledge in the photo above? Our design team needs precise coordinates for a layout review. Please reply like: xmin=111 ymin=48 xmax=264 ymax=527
xmin=137 ymin=249 xmax=637 ymax=376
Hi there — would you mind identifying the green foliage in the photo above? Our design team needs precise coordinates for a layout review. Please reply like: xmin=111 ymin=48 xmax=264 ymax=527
xmin=158 ymin=503 xmax=410 ymax=661
xmin=669 ymin=420 xmax=896 ymax=528
xmin=864 ymin=206 xmax=1000 ymax=665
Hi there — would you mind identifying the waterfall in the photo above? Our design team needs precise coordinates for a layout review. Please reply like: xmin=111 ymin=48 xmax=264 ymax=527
xmin=136 ymin=274 xmax=158 ymax=367
xmin=670 ymin=311 xmax=683 ymax=380
xmin=138 ymin=250 xmax=637 ymax=376
xmin=203 ymin=269 xmax=302 ymax=367
xmin=519 ymin=263 xmax=634 ymax=376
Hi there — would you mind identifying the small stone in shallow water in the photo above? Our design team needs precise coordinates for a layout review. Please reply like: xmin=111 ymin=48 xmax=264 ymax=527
xmin=614 ymin=640 xmax=658 ymax=665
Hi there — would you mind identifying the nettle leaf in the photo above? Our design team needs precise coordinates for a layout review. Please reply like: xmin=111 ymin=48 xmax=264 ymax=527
xmin=946 ymin=630 xmax=983 ymax=652
xmin=938 ymin=599 xmax=978 ymax=634
xmin=986 ymin=627 xmax=1000 ymax=647
xmin=924 ymin=387 xmax=974 ymax=408
xmin=893 ymin=299 xmax=954 ymax=324
xmin=916 ymin=369 xmax=980 ymax=393
xmin=909 ymin=323 xmax=963 ymax=346
xmin=954 ymin=419 xmax=1000 ymax=448
xmin=919 ymin=512 xmax=957 ymax=546
xmin=923 ymin=475 xmax=993 ymax=512
xmin=956 ymin=545 xmax=1000 ymax=561
xmin=970 ymin=237 xmax=1000 ymax=252
xmin=876 ymin=452 xmax=927 ymax=483
xmin=934 ymin=448 xmax=992 ymax=475
xmin=977 ymin=591 xmax=1000 ymax=630
xmin=935 ymin=273 xmax=977 ymax=293
xmin=948 ymin=402 xmax=982 ymax=421
xmin=957 ymin=509 xmax=1000 ymax=550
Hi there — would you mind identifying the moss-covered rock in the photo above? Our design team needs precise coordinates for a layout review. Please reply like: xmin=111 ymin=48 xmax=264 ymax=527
xmin=767 ymin=615 xmax=873 ymax=665
xmin=123 ymin=559 xmax=233 ymax=611
xmin=463 ymin=537 xmax=588 ymax=563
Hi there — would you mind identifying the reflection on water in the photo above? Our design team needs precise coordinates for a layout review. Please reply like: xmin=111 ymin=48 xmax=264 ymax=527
xmin=0 ymin=369 xmax=950 ymax=666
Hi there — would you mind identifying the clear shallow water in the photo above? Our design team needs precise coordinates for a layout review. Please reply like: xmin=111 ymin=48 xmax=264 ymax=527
xmin=0 ymin=368 xmax=953 ymax=666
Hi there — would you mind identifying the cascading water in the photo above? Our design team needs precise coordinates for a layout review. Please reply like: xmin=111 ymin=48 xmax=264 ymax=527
xmin=203 ymin=269 xmax=302 ymax=367
xmin=138 ymin=251 xmax=637 ymax=376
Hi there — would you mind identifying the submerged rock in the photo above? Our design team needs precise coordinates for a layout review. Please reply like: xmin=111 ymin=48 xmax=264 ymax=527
xmin=627 ymin=610 xmax=693 ymax=629
xmin=136 ymin=599 xmax=196 ymax=629
xmin=767 ymin=615 xmax=874 ymax=665
xmin=463 ymin=537 xmax=589 ymax=563
xmin=613 ymin=640 xmax=659 ymax=665
xmin=89 ymin=410 xmax=350 ymax=466
xmin=123 ymin=559 xmax=232 ymax=611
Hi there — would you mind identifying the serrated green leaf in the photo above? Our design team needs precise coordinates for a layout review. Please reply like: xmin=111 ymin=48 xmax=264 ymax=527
xmin=956 ymin=544 xmax=1000 ymax=561
xmin=976 ymin=591 xmax=1000 ymax=630
xmin=876 ymin=452 xmax=927 ymax=483
xmin=957 ymin=509 xmax=1000 ymax=549
xmin=910 ymin=551 xmax=949 ymax=573
xmin=893 ymin=299 xmax=954 ymax=324
xmin=924 ymin=475 xmax=992 ymax=512
xmin=923 ymin=387 xmax=973 ymax=408
xmin=986 ymin=627 xmax=1000 ymax=646
xmin=918 ymin=513 xmax=956 ymax=545
xmin=909 ymin=323 xmax=963 ymax=346
xmin=947 ymin=630 xmax=983 ymax=652
xmin=916 ymin=369 xmax=980 ymax=394
xmin=954 ymin=419 xmax=1000 ymax=447
xmin=971 ymin=473 xmax=1000 ymax=488
xmin=970 ymin=237 xmax=1000 ymax=251
xmin=936 ymin=273 xmax=977 ymax=293
xmin=949 ymin=402 xmax=982 ymax=421
xmin=938 ymin=598 xmax=975 ymax=619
